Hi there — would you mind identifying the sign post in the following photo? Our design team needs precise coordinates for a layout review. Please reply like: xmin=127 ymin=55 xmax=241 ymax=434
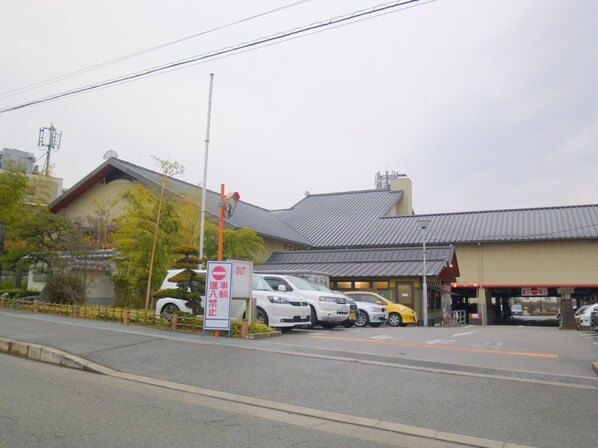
xmin=203 ymin=261 xmax=233 ymax=336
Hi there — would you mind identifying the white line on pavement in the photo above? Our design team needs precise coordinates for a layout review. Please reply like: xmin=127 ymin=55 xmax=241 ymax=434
xmin=452 ymin=331 xmax=478 ymax=337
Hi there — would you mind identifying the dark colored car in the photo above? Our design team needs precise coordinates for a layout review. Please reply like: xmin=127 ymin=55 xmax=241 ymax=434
xmin=342 ymin=299 xmax=358 ymax=328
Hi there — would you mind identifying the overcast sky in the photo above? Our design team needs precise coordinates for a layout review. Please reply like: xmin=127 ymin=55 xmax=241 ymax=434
xmin=1 ymin=0 xmax=597 ymax=214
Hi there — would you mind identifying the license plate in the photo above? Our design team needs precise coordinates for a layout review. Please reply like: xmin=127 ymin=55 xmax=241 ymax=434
xmin=350 ymin=312 xmax=356 ymax=320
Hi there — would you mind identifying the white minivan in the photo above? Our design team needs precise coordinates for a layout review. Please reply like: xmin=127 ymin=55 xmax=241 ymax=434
xmin=258 ymin=274 xmax=350 ymax=328
xmin=155 ymin=270 xmax=311 ymax=330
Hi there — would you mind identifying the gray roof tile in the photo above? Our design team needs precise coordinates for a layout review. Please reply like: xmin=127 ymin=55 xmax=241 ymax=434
xmin=258 ymin=246 xmax=455 ymax=278
xmin=273 ymin=189 xmax=598 ymax=246
xmin=51 ymin=158 xmax=312 ymax=245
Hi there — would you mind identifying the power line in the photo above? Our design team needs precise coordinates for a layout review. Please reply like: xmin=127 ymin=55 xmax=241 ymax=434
xmin=0 ymin=0 xmax=430 ymax=114
xmin=0 ymin=0 xmax=311 ymax=101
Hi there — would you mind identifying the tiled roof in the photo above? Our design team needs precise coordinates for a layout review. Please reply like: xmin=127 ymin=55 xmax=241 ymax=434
xmin=50 ymin=158 xmax=312 ymax=245
xmin=271 ymin=189 xmax=403 ymax=246
xmin=257 ymin=246 xmax=456 ymax=278
xmin=51 ymin=158 xmax=598 ymax=249
xmin=272 ymin=189 xmax=598 ymax=246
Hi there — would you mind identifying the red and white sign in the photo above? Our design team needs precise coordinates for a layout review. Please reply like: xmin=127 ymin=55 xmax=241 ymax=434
xmin=521 ymin=287 xmax=547 ymax=296
xmin=212 ymin=265 xmax=227 ymax=281
xmin=204 ymin=262 xmax=233 ymax=330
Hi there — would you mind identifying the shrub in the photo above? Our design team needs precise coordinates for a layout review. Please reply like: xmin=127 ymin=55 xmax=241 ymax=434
xmin=44 ymin=272 xmax=86 ymax=304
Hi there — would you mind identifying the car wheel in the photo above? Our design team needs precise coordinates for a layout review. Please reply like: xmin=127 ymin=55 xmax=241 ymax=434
xmin=388 ymin=312 xmax=402 ymax=327
xmin=161 ymin=303 xmax=180 ymax=321
xmin=355 ymin=310 xmax=369 ymax=327
xmin=256 ymin=307 xmax=269 ymax=326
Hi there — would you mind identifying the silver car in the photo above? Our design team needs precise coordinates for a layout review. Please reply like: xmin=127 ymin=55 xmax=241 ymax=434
xmin=348 ymin=298 xmax=387 ymax=328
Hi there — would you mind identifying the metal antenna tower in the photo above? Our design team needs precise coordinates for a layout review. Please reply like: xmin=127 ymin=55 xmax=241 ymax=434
xmin=37 ymin=123 xmax=62 ymax=176
xmin=375 ymin=170 xmax=406 ymax=189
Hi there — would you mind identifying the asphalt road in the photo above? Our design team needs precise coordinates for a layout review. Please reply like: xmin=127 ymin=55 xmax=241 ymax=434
xmin=1 ymin=355 xmax=419 ymax=448
xmin=1 ymin=310 xmax=597 ymax=448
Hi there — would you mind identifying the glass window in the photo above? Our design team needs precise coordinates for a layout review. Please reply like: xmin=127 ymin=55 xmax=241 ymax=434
xmin=264 ymin=277 xmax=291 ymax=292
xmin=354 ymin=281 xmax=370 ymax=289
xmin=335 ymin=282 xmax=352 ymax=290
xmin=373 ymin=281 xmax=388 ymax=289
xmin=286 ymin=276 xmax=318 ymax=291
xmin=253 ymin=275 xmax=273 ymax=291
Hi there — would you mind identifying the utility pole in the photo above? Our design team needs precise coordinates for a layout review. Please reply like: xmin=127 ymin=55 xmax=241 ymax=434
xmin=38 ymin=123 xmax=62 ymax=176
xmin=199 ymin=73 xmax=215 ymax=266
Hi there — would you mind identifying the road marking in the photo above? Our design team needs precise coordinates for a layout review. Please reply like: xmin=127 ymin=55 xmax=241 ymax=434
xmin=452 ymin=331 xmax=477 ymax=337
xmin=425 ymin=339 xmax=456 ymax=345
xmin=310 ymin=336 xmax=560 ymax=359
xmin=370 ymin=335 xmax=394 ymax=340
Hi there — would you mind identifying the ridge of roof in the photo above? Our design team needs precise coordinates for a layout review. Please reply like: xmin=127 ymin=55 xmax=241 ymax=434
xmin=113 ymin=158 xmax=278 ymax=214
xmin=380 ymin=203 xmax=598 ymax=220
xmin=273 ymin=187 xmax=401 ymax=212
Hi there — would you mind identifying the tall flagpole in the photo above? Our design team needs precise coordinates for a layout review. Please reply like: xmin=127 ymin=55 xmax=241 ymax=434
xmin=199 ymin=73 xmax=214 ymax=266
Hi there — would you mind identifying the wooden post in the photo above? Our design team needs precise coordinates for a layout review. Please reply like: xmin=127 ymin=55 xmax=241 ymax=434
xmin=123 ymin=309 xmax=129 ymax=325
xmin=241 ymin=320 xmax=249 ymax=339
xmin=0 ymin=297 xmax=6 ymax=308
xmin=172 ymin=313 xmax=178 ymax=331
xmin=33 ymin=300 xmax=40 ymax=313
xmin=73 ymin=306 xmax=79 ymax=318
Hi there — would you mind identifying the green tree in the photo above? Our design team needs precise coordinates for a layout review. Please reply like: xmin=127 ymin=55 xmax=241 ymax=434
xmin=16 ymin=210 xmax=100 ymax=304
xmin=0 ymin=166 xmax=28 ymax=243
xmin=0 ymin=166 xmax=43 ymax=287
xmin=145 ymin=157 xmax=184 ymax=310
xmin=112 ymin=184 xmax=181 ymax=308
xmin=181 ymin=207 xmax=265 ymax=263
xmin=223 ymin=228 xmax=265 ymax=263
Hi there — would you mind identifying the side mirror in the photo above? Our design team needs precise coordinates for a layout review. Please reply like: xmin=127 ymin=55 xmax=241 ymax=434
xmin=277 ymin=285 xmax=287 ymax=292
xmin=377 ymin=301 xmax=384 ymax=305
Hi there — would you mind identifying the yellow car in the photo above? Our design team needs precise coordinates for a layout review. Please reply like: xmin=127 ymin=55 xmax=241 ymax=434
xmin=345 ymin=291 xmax=417 ymax=327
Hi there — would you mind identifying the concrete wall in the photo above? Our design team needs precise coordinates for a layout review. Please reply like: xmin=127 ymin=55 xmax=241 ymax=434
xmin=389 ymin=177 xmax=412 ymax=216
xmin=60 ymin=178 xmax=133 ymax=220
xmin=455 ymin=240 xmax=598 ymax=286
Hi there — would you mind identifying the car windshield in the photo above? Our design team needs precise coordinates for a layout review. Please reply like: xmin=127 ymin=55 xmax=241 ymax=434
xmin=374 ymin=295 xmax=390 ymax=304
xmin=252 ymin=275 xmax=273 ymax=291
xmin=288 ymin=276 xmax=318 ymax=291
xmin=314 ymin=284 xmax=334 ymax=293
xmin=574 ymin=305 xmax=590 ymax=316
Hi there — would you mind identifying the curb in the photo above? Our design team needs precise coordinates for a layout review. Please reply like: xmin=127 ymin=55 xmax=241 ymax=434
xmin=1 ymin=336 xmax=535 ymax=448
xmin=247 ymin=330 xmax=281 ymax=340
xmin=0 ymin=337 xmax=116 ymax=374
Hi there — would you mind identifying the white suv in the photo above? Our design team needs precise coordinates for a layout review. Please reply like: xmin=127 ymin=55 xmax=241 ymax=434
xmin=259 ymin=274 xmax=350 ymax=328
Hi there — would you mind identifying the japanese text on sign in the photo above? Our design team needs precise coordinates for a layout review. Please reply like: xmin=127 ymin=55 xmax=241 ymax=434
xmin=204 ymin=262 xmax=233 ymax=330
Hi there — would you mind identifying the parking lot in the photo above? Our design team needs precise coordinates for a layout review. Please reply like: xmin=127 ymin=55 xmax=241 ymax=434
xmin=264 ymin=323 xmax=598 ymax=380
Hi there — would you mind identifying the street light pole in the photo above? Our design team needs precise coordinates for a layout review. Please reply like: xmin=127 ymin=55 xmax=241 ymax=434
xmin=418 ymin=218 xmax=431 ymax=327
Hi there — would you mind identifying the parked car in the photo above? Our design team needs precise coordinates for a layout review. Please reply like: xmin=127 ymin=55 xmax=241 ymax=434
xmin=576 ymin=304 xmax=598 ymax=330
xmin=348 ymin=297 xmax=387 ymax=328
xmin=258 ymin=274 xmax=350 ymax=328
xmin=590 ymin=309 xmax=598 ymax=332
xmin=313 ymin=284 xmax=357 ymax=328
xmin=155 ymin=270 xmax=312 ymax=330
xmin=345 ymin=291 xmax=417 ymax=327
xmin=511 ymin=304 xmax=523 ymax=316
xmin=251 ymin=274 xmax=311 ymax=329
xmin=556 ymin=304 xmax=591 ymax=321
